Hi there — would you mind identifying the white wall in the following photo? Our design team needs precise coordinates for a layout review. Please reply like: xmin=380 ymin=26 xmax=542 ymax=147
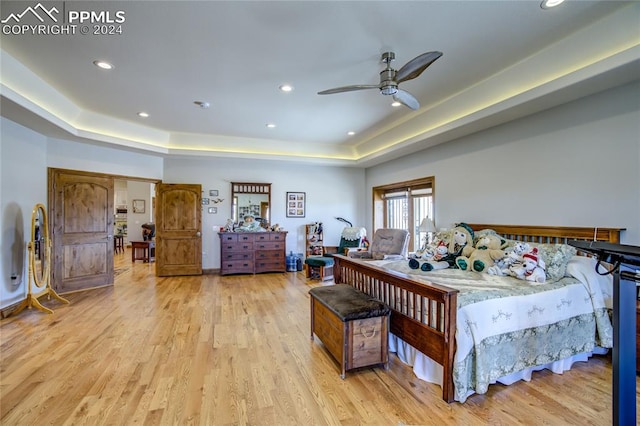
xmin=0 ymin=118 xmax=48 ymax=307
xmin=47 ymin=138 xmax=163 ymax=180
xmin=366 ymin=82 xmax=640 ymax=245
xmin=163 ymin=157 xmax=366 ymax=269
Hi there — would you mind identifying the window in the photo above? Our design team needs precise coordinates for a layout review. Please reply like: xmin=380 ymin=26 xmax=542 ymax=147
xmin=373 ymin=177 xmax=434 ymax=252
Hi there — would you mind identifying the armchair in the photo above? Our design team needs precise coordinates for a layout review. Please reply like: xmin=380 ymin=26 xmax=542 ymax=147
xmin=348 ymin=228 xmax=409 ymax=260
xmin=305 ymin=227 xmax=366 ymax=281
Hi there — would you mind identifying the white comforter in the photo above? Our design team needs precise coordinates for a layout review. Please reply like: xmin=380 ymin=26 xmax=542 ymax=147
xmin=373 ymin=256 xmax=613 ymax=402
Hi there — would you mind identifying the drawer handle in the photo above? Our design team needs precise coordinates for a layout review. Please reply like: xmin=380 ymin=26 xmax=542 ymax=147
xmin=360 ymin=326 xmax=377 ymax=339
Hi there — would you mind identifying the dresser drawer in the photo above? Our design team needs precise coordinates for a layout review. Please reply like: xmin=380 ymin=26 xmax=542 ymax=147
xmin=222 ymin=252 xmax=254 ymax=261
xmin=236 ymin=233 xmax=254 ymax=242
xmin=220 ymin=233 xmax=238 ymax=242
xmin=255 ymin=259 xmax=285 ymax=273
xmin=255 ymin=241 xmax=284 ymax=250
xmin=256 ymin=250 xmax=283 ymax=261
xmin=221 ymin=260 xmax=254 ymax=275
xmin=222 ymin=242 xmax=254 ymax=252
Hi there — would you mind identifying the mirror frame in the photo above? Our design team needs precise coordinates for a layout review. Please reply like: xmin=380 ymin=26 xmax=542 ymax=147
xmin=231 ymin=182 xmax=271 ymax=226
xmin=30 ymin=203 xmax=50 ymax=288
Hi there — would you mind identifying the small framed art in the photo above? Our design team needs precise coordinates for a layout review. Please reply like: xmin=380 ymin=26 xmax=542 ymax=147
xmin=208 ymin=207 xmax=217 ymax=214
xmin=209 ymin=190 xmax=219 ymax=197
xmin=286 ymin=192 xmax=305 ymax=218
xmin=132 ymin=199 xmax=145 ymax=214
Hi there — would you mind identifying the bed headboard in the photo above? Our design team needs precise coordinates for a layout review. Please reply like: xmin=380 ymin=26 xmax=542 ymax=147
xmin=466 ymin=224 xmax=624 ymax=244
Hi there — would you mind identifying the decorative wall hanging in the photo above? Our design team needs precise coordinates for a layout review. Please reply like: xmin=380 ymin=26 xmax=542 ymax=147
xmin=132 ymin=199 xmax=145 ymax=213
xmin=286 ymin=192 xmax=306 ymax=218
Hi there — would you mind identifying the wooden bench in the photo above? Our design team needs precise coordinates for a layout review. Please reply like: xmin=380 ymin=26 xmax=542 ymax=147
xmin=309 ymin=284 xmax=390 ymax=378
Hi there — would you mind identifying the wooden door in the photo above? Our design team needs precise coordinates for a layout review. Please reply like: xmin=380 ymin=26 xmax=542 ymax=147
xmin=49 ymin=169 xmax=114 ymax=293
xmin=155 ymin=183 xmax=202 ymax=276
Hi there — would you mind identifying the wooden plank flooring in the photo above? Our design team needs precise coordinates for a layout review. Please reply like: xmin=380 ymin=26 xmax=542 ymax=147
xmin=1 ymin=249 xmax=638 ymax=425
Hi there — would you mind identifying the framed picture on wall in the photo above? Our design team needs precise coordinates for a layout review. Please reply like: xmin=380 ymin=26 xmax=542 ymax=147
xmin=132 ymin=199 xmax=145 ymax=214
xmin=286 ymin=192 xmax=305 ymax=218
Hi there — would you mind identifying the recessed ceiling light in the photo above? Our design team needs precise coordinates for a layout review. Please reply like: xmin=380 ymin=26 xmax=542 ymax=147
xmin=266 ymin=123 xmax=276 ymax=128
xmin=347 ymin=131 xmax=355 ymax=136
xmin=540 ymin=0 xmax=565 ymax=9
xmin=137 ymin=112 xmax=149 ymax=118
xmin=391 ymin=101 xmax=402 ymax=107
xmin=93 ymin=60 xmax=114 ymax=70
xmin=194 ymin=101 xmax=210 ymax=109
xmin=279 ymin=84 xmax=294 ymax=92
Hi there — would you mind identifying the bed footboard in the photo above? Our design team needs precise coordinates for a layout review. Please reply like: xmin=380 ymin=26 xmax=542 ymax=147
xmin=333 ymin=254 xmax=459 ymax=402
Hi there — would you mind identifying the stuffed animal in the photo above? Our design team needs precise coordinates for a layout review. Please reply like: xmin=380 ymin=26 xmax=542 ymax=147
xmin=224 ymin=218 xmax=235 ymax=232
xmin=508 ymin=247 xmax=546 ymax=284
xmin=410 ymin=223 xmax=474 ymax=271
xmin=488 ymin=242 xmax=531 ymax=276
xmin=456 ymin=234 xmax=508 ymax=273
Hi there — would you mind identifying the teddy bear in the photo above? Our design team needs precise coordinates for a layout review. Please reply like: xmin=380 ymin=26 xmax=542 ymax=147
xmin=455 ymin=233 xmax=508 ymax=273
xmin=409 ymin=223 xmax=474 ymax=271
xmin=508 ymin=247 xmax=546 ymax=284
xmin=487 ymin=241 xmax=531 ymax=276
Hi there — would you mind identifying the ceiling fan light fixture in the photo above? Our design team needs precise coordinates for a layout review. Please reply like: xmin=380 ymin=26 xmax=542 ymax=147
xmin=391 ymin=101 xmax=401 ymax=107
xmin=540 ymin=0 xmax=565 ymax=9
xmin=93 ymin=60 xmax=113 ymax=70
xmin=380 ymin=86 xmax=398 ymax=96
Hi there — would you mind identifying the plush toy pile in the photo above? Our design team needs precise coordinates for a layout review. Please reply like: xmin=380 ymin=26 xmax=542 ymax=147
xmin=409 ymin=223 xmax=475 ymax=271
xmin=455 ymin=233 xmax=509 ymax=273
xmin=408 ymin=223 xmax=547 ymax=284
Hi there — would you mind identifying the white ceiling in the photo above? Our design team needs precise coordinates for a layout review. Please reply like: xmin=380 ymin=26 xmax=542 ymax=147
xmin=1 ymin=1 xmax=639 ymax=166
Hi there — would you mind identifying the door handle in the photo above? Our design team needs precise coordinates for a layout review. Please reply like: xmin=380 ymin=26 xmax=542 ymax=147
xmin=106 ymin=235 xmax=112 ymax=240
xmin=196 ymin=231 xmax=201 ymax=237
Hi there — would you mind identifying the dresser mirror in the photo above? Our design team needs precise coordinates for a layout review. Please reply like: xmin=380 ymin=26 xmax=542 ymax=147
xmin=231 ymin=182 xmax=271 ymax=227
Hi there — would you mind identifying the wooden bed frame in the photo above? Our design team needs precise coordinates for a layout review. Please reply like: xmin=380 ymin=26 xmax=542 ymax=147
xmin=333 ymin=224 xmax=624 ymax=403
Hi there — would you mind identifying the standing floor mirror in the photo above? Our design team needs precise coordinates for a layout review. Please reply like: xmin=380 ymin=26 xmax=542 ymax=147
xmin=11 ymin=203 xmax=69 ymax=316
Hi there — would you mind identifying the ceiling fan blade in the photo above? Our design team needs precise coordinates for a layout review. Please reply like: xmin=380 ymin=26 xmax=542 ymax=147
xmin=317 ymin=85 xmax=379 ymax=95
xmin=393 ymin=89 xmax=420 ymax=110
xmin=396 ymin=51 xmax=443 ymax=83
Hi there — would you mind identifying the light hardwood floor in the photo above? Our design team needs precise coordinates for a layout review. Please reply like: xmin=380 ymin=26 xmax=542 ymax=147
xmin=1 ymin=249 xmax=638 ymax=425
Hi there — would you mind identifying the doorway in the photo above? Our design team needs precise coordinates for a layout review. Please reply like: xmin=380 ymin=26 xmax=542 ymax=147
xmin=48 ymin=168 xmax=159 ymax=293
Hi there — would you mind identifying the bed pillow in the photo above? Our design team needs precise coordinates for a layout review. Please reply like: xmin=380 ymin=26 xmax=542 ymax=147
xmin=530 ymin=243 xmax=577 ymax=282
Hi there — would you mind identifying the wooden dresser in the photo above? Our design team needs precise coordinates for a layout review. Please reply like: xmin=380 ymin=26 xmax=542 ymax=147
xmin=219 ymin=231 xmax=287 ymax=275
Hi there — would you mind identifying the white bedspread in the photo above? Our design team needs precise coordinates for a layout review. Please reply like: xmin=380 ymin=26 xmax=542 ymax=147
xmin=372 ymin=256 xmax=613 ymax=402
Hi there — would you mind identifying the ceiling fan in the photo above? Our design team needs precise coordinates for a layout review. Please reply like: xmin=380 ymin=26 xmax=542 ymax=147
xmin=318 ymin=51 xmax=443 ymax=110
